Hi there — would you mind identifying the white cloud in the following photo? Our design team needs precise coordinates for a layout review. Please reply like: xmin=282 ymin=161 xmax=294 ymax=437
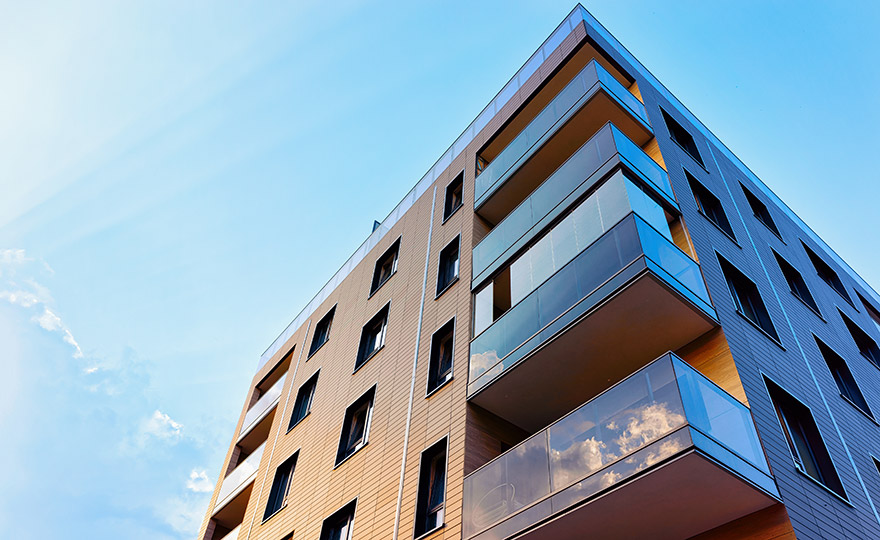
xmin=186 ymin=469 xmax=214 ymax=493
xmin=31 ymin=307 xmax=83 ymax=358
xmin=143 ymin=410 xmax=184 ymax=442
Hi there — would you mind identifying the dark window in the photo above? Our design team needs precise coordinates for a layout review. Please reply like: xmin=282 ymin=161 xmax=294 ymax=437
xmin=280 ymin=534 xmax=293 ymax=540
xmin=718 ymin=256 xmax=780 ymax=341
xmin=436 ymin=237 xmax=460 ymax=296
xmin=288 ymin=372 xmax=319 ymax=430
xmin=661 ymin=109 xmax=703 ymax=166
xmin=336 ymin=387 xmax=375 ymax=465
xmin=815 ymin=338 xmax=872 ymax=418
xmin=371 ymin=239 xmax=400 ymax=295
xmin=309 ymin=307 xmax=336 ymax=357
xmin=740 ymin=184 xmax=782 ymax=238
xmin=765 ymin=378 xmax=847 ymax=498
xmin=857 ymin=291 xmax=880 ymax=335
xmin=427 ymin=319 xmax=455 ymax=394
xmin=356 ymin=304 xmax=389 ymax=370
xmin=320 ymin=500 xmax=356 ymax=540
xmin=414 ymin=438 xmax=447 ymax=537
xmin=687 ymin=171 xmax=735 ymax=238
xmin=840 ymin=311 xmax=880 ymax=368
xmin=443 ymin=172 xmax=464 ymax=221
xmin=802 ymin=242 xmax=851 ymax=305
xmin=874 ymin=456 xmax=880 ymax=478
xmin=773 ymin=251 xmax=820 ymax=314
xmin=264 ymin=452 xmax=298 ymax=520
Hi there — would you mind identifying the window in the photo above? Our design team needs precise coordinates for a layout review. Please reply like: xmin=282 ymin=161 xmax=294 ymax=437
xmin=436 ymin=236 xmax=460 ymax=296
xmin=288 ymin=372 xmax=319 ymax=430
xmin=443 ymin=172 xmax=464 ymax=221
xmin=264 ymin=452 xmax=298 ymax=520
xmin=687 ymin=171 xmax=735 ymax=239
xmin=802 ymin=242 xmax=852 ymax=305
xmin=356 ymin=304 xmax=389 ymax=370
xmin=840 ymin=311 xmax=880 ymax=368
xmin=661 ymin=108 xmax=703 ymax=166
xmin=857 ymin=291 xmax=880 ymax=335
xmin=765 ymin=378 xmax=847 ymax=498
xmin=815 ymin=337 xmax=872 ymax=418
xmin=336 ymin=387 xmax=375 ymax=465
xmin=370 ymin=238 xmax=400 ymax=295
xmin=773 ymin=251 xmax=820 ymax=314
xmin=740 ymin=184 xmax=782 ymax=238
xmin=309 ymin=307 xmax=336 ymax=357
xmin=414 ymin=438 xmax=448 ymax=537
xmin=427 ymin=319 xmax=455 ymax=395
xmin=320 ymin=500 xmax=357 ymax=540
xmin=874 ymin=456 xmax=880 ymax=478
xmin=718 ymin=256 xmax=780 ymax=342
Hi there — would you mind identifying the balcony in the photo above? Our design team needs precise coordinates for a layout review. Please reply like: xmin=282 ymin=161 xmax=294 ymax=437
xmin=469 ymin=213 xmax=717 ymax=431
xmin=475 ymin=60 xmax=652 ymax=225
xmin=473 ymin=123 xmax=673 ymax=286
xmin=238 ymin=373 xmax=286 ymax=442
xmin=463 ymin=354 xmax=779 ymax=540
xmin=218 ymin=525 xmax=240 ymax=540
xmin=213 ymin=442 xmax=265 ymax=516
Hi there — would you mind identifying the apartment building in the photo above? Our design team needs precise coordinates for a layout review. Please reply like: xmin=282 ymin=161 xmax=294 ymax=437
xmin=198 ymin=5 xmax=880 ymax=539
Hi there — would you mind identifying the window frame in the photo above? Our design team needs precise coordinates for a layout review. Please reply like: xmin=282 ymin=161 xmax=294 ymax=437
xmin=319 ymin=499 xmax=358 ymax=540
xmin=288 ymin=371 xmax=320 ymax=432
xmin=426 ymin=318 xmax=455 ymax=397
xmin=413 ymin=436 xmax=449 ymax=539
xmin=814 ymin=337 xmax=874 ymax=421
xmin=660 ymin=108 xmax=704 ymax=167
xmin=436 ymin=235 xmax=461 ymax=298
xmin=263 ymin=451 xmax=299 ymax=522
xmin=355 ymin=303 xmax=390 ymax=372
xmin=840 ymin=310 xmax=880 ymax=369
xmin=802 ymin=242 xmax=854 ymax=307
xmin=717 ymin=255 xmax=781 ymax=344
xmin=335 ymin=387 xmax=376 ymax=467
xmin=772 ymin=250 xmax=822 ymax=318
xmin=308 ymin=306 xmax=337 ymax=359
xmin=739 ymin=183 xmax=783 ymax=240
xmin=686 ymin=170 xmax=737 ymax=242
xmin=442 ymin=172 xmax=464 ymax=223
xmin=369 ymin=237 xmax=401 ymax=297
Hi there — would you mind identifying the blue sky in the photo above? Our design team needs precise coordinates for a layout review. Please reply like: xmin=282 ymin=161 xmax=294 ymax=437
xmin=1 ymin=1 xmax=878 ymax=538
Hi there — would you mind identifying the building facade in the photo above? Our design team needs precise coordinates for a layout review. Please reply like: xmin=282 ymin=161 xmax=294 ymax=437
xmin=198 ymin=6 xmax=880 ymax=540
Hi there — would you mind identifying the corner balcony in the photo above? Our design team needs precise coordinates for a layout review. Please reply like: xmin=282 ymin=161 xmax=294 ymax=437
xmin=473 ymin=122 xmax=673 ymax=286
xmin=475 ymin=59 xmax=652 ymax=225
xmin=212 ymin=442 xmax=265 ymax=521
xmin=238 ymin=373 xmax=286 ymax=446
xmin=468 ymin=213 xmax=717 ymax=432
xmin=463 ymin=354 xmax=779 ymax=540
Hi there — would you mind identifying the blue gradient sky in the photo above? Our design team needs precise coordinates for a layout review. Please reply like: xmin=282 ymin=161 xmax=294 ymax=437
xmin=1 ymin=2 xmax=878 ymax=538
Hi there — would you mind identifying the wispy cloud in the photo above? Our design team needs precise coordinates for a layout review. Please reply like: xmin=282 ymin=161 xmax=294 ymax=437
xmin=186 ymin=470 xmax=214 ymax=493
xmin=143 ymin=410 xmax=184 ymax=442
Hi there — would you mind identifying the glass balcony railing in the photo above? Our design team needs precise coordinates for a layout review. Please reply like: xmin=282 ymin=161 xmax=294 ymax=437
xmin=469 ymin=213 xmax=714 ymax=396
xmin=214 ymin=442 xmax=265 ymax=512
xmin=239 ymin=374 xmax=286 ymax=439
xmin=472 ymin=123 xmax=672 ymax=283
xmin=475 ymin=60 xmax=648 ymax=207
xmin=463 ymin=353 xmax=775 ymax=539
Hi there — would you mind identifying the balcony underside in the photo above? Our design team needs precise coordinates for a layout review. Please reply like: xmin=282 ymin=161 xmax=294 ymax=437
xmin=237 ymin=407 xmax=275 ymax=454
xmin=490 ymin=450 xmax=777 ymax=540
xmin=470 ymin=268 xmax=716 ymax=432
xmin=212 ymin=482 xmax=253 ymax=530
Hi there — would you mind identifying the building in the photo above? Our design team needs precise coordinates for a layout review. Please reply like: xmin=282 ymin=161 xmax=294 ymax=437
xmin=198 ymin=5 xmax=880 ymax=539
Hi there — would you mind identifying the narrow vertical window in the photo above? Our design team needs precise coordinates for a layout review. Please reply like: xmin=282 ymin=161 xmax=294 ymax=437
xmin=427 ymin=319 xmax=455 ymax=394
xmin=773 ymin=250 xmax=820 ymax=314
xmin=856 ymin=291 xmax=880 ymax=335
xmin=309 ymin=307 xmax=336 ymax=357
xmin=739 ymin=183 xmax=782 ymax=238
xmin=264 ymin=452 xmax=298 ymax=520
xmin=718 ymin=256 xmax=780 ymax=341
xmin=687 ymin=171 xmax=735 ymax=239
xmin=288 ymin=371 xmax=319 ymax=430
xmin=336 ymin=387 xmax=375 ymax=465
xmin=765 ymin=378 xmax=846 ymax=498
xmin=436 ymin=236 xmax=460 ymax=296
xmin=320 ymin=500 xmax=357 ymax=540
xmin=661 ymin=108 xmax=703 ymax=166
xmin=443 ymin=172 xmax=464 ymax=221
xmin=803 ymin=242 xmax=852 ymax=305
xmin=840 ymin=311 xmax=880 ymax=368
xmin=371 ymin=238 xmax=400 ymax=295
xmin=356 ymin=304 xmax=389 ymax=370
xmin=414 ymin=438 xmax=448 ymax=537
xmin=815 ymin=337 xmax=872 ymax=418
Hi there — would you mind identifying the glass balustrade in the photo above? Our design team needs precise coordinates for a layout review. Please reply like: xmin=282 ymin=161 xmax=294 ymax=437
xmin=215 ymin=443 xmax=266 ymax=511
xmin=463 ymin=354 xmax=771 ymax=539
xmin=239 ymin=374 xmax=287 ymax=438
